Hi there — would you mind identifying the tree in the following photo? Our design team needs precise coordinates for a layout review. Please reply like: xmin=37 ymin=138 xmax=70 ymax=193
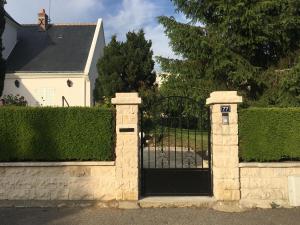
xmin=0 ymin=0 xmax=6 ymax=97
xmin=159 ymin=72 xmax=217 ymax=104
xmin=94 ymin=30 xmax=156 ymax=104
xmin=158 ymin=0 xmax=300 ymax=104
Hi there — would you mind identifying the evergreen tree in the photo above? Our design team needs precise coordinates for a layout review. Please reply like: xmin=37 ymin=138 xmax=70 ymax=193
xmin=158 ymin=0 xmax=300 ymax=103
xmin=0 ymin=0 xmax=6 ymax=96
xmin=94 ymin=30 xmax=156 ymax=104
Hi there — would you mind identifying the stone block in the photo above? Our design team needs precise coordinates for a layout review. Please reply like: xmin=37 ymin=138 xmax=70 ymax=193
xmin=240 ymin=199 xmax=290 ymax=209
xmin=288 ymin=176 xmax=300 ymax=206
xmin=240 ymin=168 xmax=259 ymax=177
xmin=213 ymin=155 xmax=238 ymax=168
xmin=212 ymin=124 xmax=238 ymax=135
xmin=69 ymin=166 xmax=91 ymax=177
xmin=240 ymin=177 xmax=286 ymax=189
xmin=0 ymin=168 xmax=5 ymax=176
xmin=7 ymin=188 xmax=36 ymax=200
xmin=214 ymin=189 xmax=240 ymax=201
xmin=212 ymin=145 xmax=239 ymax=154
xmin=118 ymin=201 xmax=140 ymax=209
xmin=206 ymin=91 xmax=243 ymax=105
xmin=116 ymin=114 xmax=123 ymax=124
xmin=122 ymin=191 xmax=139 ymax=201
xmin=241 ymin=188 xmax=286 ymax=200
xmin=212 ymin=134 xmax=238 ymax=146
xmin=122 ymin=114 xmax=138 ymax=124
xmin=112 ymin=93 xmax=142 ymax=105
xmin=68 ymin=184 xmax=94 ymax=200
xmin=213 ymin=168 xmax=239 ymax=179
xmin=91 ymin=166 xmax=115 ymax=178
xmin=214 ymin=178 xmax=240 ymax=190
xmin=34 ymin=188 xmax=53 ymax=200
xmin=50 ymin=188 xmax=69 ymax=200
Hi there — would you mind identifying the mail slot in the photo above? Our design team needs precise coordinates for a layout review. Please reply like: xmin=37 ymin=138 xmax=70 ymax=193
xmin=119 ymin=128 xmax=135 ymax=133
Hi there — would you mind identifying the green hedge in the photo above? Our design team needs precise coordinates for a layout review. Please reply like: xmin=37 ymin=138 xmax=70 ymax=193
xmin=239 ymin=108 xmax=300 ymax=162
xmin=0 ymin=107 xmax=115 ymax=162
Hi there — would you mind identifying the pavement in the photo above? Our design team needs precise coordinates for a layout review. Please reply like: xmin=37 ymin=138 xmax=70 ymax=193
xmin=0 ymin=207 xmax=300 ymax=225
xmin=142 ymin=147 xmax=208 ymax=168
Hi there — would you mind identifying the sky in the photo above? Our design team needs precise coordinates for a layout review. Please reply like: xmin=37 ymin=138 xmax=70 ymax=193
xmin=5 ymin=0 xmax=186 ymax=71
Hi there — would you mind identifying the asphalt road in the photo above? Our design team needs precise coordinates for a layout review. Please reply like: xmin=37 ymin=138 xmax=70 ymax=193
xmin=0 ymin=207 xmax=300 ymax=225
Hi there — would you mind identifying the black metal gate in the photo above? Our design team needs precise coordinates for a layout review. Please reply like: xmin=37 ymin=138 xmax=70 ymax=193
xmin=140 ymin=96 xmax=212 ymax=196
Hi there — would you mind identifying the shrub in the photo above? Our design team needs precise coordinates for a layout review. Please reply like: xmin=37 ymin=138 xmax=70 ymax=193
xmin=2 ymin=94 xmax=28 ymax=106
xmin=0 ymin=107 xmax=115 ymax=162
xmin=239 ymin=108 xmax=300 ymax=162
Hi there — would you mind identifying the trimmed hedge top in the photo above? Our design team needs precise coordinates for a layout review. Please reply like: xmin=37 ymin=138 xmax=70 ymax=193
xmin=0 ymin=107 xmax=115 ymax=162
xmin=239 ymin=107 xmax=300 ymax=162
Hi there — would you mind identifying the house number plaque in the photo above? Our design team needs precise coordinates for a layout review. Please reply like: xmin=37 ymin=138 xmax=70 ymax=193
xmin=220 ymin=105 xmax=231 ymax=113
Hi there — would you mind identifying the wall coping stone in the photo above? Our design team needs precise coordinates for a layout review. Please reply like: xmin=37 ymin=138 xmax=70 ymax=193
xmin=206 ymin=91 xmax=243 ymax=105
xmin=239 ymin=162 xmax=300 ymax=168
xmin=111 ymin=93 xmax=142 ymax=105
xmin=0 ymin=161 xmax=115 ymax=167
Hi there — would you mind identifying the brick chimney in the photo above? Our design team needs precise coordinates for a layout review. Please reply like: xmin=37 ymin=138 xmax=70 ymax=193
xmin=38 ymin=9 xmax=49 ymax=31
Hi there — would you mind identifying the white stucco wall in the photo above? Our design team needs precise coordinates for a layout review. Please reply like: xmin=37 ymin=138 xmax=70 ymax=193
xmin=85 ymin=19 xmax=105 ymax=106
xmin=2 ymin=74 xmax=90 ymax=107
xmin=2 ymin=18 xmax=18 ymax=59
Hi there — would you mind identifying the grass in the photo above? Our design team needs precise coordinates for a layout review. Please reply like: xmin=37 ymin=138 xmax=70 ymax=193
xmin=145 ymin=127 xmax=209 ymax=151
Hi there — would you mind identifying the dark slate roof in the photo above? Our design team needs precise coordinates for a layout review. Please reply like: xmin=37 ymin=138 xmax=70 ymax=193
xmin=5 ymin=11 xmax=21 ymax=27
xmin=6 ymin=24 xmax=97 ymax=73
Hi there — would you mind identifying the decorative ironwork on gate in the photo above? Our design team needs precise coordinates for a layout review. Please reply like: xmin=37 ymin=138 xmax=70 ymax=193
xmin=140 ymin=96 xmax=212 ymax=196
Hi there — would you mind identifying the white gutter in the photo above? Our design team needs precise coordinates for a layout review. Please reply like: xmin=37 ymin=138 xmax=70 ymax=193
xmin=5 ymin=73 xmax=85 ymax=79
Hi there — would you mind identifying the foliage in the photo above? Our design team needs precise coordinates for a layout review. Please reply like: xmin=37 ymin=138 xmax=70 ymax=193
xmin=158 ymin=0 xmax=300 ymax=104
xmin=239 ymin=108 xmax=300 ymax=162
xmin=94 ymin=30 xmax=157 ymax=104
xmin=280 ymin=61 xmax=300 ymax=106
xmin=0 ymin=107 xmax=115 ymax=161
xmin=248 ymin=56 xmax=300 ymax=107
xmin=159 ymin=72 xmax=217 ymax=104
xmin=0 ymin=0 xmax=6 ymax=96
xmin=2 ymin=94 xmax=27 ymax=106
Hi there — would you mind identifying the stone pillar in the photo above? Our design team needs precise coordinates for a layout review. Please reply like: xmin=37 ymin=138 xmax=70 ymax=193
xmin=206 ymin=91 xmax=243 ymax=201
xmin=112 ymin=93 xmax=142 ymax=200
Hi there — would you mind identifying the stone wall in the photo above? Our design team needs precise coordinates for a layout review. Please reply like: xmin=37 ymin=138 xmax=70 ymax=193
xmin=0 ymin=162 xmax=116 ymax=201
xmin=240 ymin=162 xmax=300 ymax=208
xmin=2 ymin=91 xmax=300 ymax=209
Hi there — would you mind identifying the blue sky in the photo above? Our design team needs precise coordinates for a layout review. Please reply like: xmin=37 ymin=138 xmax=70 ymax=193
xmin=5 ymin=0 xmax=185 ymax=71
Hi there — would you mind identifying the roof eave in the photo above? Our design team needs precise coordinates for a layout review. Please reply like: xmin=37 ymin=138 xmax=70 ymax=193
xmin=7 ymin=71 xmax=85 ymax=74
xmin=5 ymin=11 xmax=21 ymax=27
xmin=5 ymin=71 xmax=87 ymax=78
xmin=84 ymin=18 xmax=104 ymax=75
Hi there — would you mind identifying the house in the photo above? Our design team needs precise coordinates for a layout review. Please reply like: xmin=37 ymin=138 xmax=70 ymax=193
xmin=1 ymin=9 xmax=105 ymax=106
